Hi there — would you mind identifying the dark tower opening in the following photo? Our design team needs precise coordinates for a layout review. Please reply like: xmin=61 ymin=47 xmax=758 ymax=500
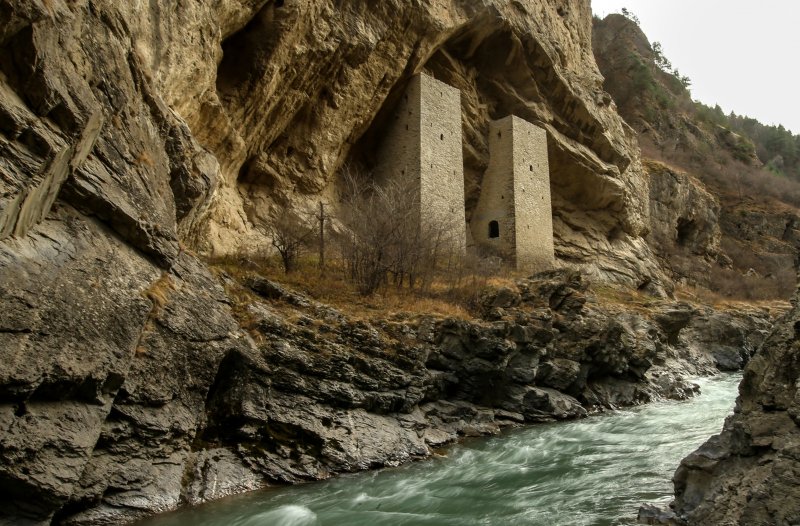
xmin=488 ymin=220 xmax=500 ymax=238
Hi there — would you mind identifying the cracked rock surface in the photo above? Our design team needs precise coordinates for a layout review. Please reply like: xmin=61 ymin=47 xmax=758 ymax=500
xmin=0 ymin=0 xmax=785 ymax=524
xmin=668 ymin=291 xmax=800 ymax=525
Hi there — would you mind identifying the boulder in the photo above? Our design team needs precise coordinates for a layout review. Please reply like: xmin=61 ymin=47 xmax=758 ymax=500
xmin=671 ymin=298 xmax=800 ymax=525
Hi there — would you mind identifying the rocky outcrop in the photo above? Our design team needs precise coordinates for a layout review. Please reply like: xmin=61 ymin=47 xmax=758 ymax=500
xmin=0 ymin=206 xmax=251 ymax=524
xmin=0 ymin=254 xmax=773 ymax=524
xmin=680 ymin=305 xmax=773 ymax=373
xmin=667 ymin=293 xmax=800 ymax=525
xmin=646 ymin=160 xmax=721 ymax=285
xmin=592 ymin=14 xmax=695 ymax=149
xmin=189 ymin=268 xmax=772 ymax=507
xmin=2 ymin=0 xmax=674 ymax=291
xmin=201 ymin=267 xmax=676 ymax=494
xmin=209 ymin=0 xmax=649 ymax=263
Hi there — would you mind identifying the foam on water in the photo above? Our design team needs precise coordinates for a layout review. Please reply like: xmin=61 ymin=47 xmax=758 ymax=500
xmin=137 ymin=374 xmax=741 ymax=526
xmin=238 ymin=505 xmax=317 ymax=526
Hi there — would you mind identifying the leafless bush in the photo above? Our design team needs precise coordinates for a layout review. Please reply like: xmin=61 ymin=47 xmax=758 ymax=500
xmin=266 ymin=208 xmax=318 ymax=273
xmin=640 ymin=137 xmax=800 ymax=207
xmin=336 ymin=167 xmax=463 ymax=295
xmin=711 ymin=237 xmax=796 ymax=300
xmin=709 ymin=266 xmax=794 ymax=301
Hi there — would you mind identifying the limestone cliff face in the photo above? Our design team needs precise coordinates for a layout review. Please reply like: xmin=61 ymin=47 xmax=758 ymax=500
xmin=646 ymin=160 xmax=721 ymax=286
xmin=670 ymin=290 xmax=800 ymax=525
xmin=3 ymin=0 xmax=669 ymax=291
xmin=0 ymin=0 xmax=699 ymax=523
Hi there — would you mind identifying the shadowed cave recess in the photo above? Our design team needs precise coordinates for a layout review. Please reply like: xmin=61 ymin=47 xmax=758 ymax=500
xmin=205 ymin=0 xmax=664 ymax=292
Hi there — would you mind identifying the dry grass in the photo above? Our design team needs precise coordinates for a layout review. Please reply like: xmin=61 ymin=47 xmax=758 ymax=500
xmin=134 ymin=150 xmax=154 ymax=167
xmin=214 ymin=248 xmax=737 ymax=322
xmin=673 ymin=283 xmax=727 ymax=307
xmin=592 ymin=284 xmax=662 ymax=314
xmin=675 ymin=283 xmax=790 ymax=314
xmin=211 ymin=251 xmax=791 ymax=333
xmin=344 ymin=292 xmax=471 ymax=320
xmin=709 ymin=266 xmax=794 ymax=302
xmin=210 ymin=254 xmax=489 ymax=320
xmin=212 ymin=245 xmax=791 ymax=325
xmin=142 ymin=272 xmax=175 ymax=312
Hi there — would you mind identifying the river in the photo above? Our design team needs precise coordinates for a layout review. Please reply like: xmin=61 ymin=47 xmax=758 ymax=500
xmin=139 ymin=373 xmax=741 ymax=526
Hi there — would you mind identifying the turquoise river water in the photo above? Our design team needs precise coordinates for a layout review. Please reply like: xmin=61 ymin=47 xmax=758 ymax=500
xmin=140 ymin=373 xmax=741 ymax=526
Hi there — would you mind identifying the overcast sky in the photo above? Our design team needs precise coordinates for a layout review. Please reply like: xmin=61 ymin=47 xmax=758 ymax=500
xmin=591 ymin=0 xmax=800 ymax=134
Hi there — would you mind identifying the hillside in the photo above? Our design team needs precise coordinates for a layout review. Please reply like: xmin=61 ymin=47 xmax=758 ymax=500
xmin=593 ymin=12 xmax=800 ymax=300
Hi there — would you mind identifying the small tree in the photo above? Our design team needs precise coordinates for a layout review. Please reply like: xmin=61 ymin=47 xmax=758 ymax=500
xmin=336 ymin=166 xmax=462 ymax=295
xmin=267 ymin=209 xmax=317 ymax=273
xmin=652 ymin=42 xmax=672 ymax=72
xmin=620 ymin=8 xmax=640 ymax=25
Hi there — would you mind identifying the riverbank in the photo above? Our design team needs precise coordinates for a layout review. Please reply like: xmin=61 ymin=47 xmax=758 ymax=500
xmin=0 ymin=256 xmax=780 ymax=525
xmin=66 ymin=267 xmax=777 ymax=524
xmin=136 ymin=374 xmax=743 ymax=526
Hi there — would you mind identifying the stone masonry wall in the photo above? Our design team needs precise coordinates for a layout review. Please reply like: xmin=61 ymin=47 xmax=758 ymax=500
xmin=512 ymin=116 xmax=554 ymax=272
xmin=375 ymin=76 xmax=422 ymax=202
xmin=376 ymin=74 xmax=466 ymax=252
xmin=470 ymin=117 xmax=517 ymax=258
xmin=471 ymin=116 xmax=554 ymax=271
xmin=418 ymin=74 xmax=466 ymax=251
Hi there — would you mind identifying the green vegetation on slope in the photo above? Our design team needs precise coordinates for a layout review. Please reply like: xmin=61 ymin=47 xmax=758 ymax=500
xmin=593 ymin=10 xmax=800 ymax=301
xmin=696 ymin=103 xmax=800 ymax=180
xmin=609 ymin=8 xmax=800 ymax=204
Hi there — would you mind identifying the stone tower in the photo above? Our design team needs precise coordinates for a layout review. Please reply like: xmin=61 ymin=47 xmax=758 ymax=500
xmin=470 ymin=115 xmax=554 ymax=272
xmin=375 ymin=73 xmax=466 ymax=253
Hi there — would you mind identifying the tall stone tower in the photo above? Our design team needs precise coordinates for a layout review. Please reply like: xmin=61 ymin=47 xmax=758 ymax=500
xmin=375 ymin=73 xmax=466 ymax=254
xmin=470 ymin=115 xmax=554 ymax=272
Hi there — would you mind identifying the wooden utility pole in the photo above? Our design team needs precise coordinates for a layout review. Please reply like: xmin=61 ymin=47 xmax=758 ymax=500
xmin=317 ymin=201 xmax=325 ymax=274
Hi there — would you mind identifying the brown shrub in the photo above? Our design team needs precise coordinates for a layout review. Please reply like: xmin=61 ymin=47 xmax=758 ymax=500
xmin=266 ymin=208 xmax=317 ymax=273
xmin=335 ymin=167 xmax=464 ymax=295
xmin=709 ymin=236 xmax=795 ymax=301
xmin=709 ymin=265 xmax=794 ymax=301
xmin=641 ymin=137 xmax=800 ymax=208
xmin=143 ymin=272 xmax=175 ymax=311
